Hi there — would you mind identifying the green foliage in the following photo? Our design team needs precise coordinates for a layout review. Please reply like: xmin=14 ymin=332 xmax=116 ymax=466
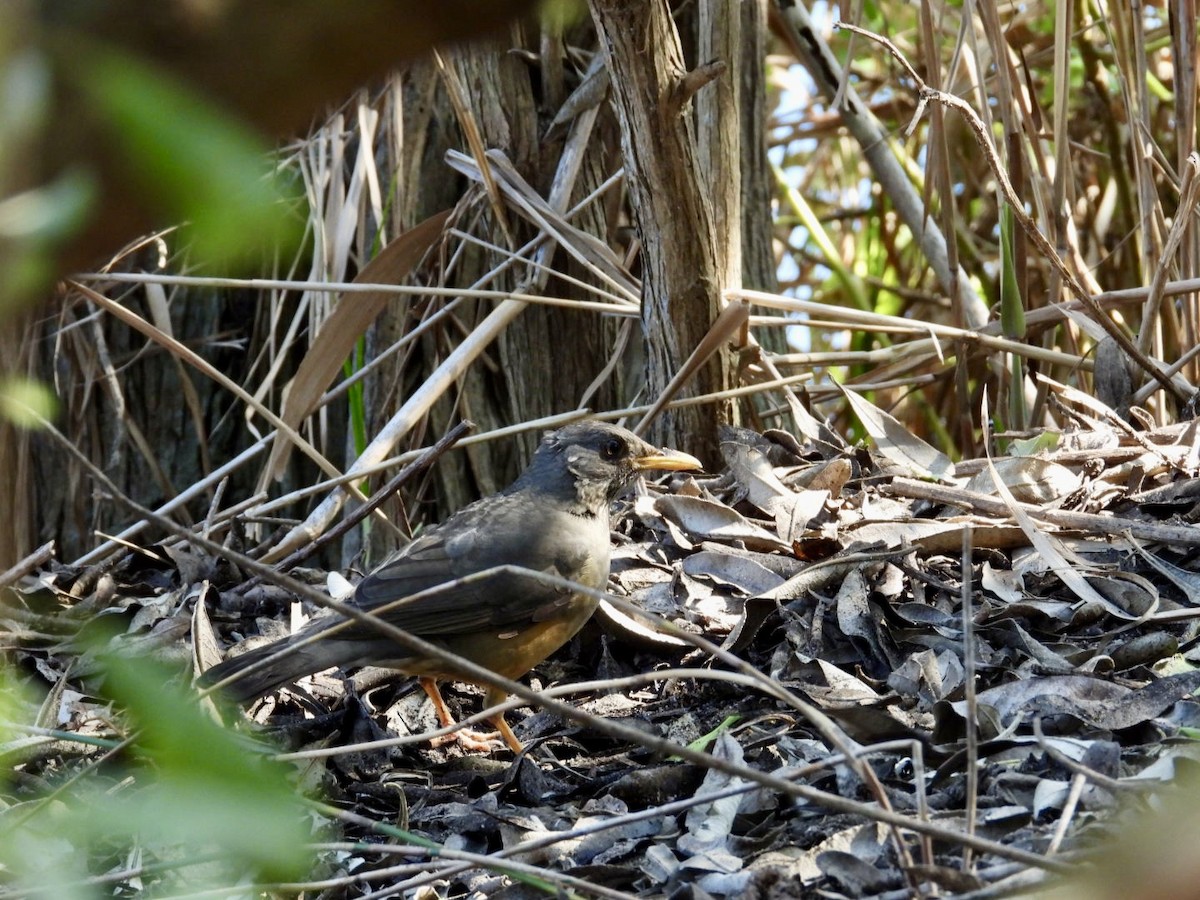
xmin=69 ymin=45 xmax=303 ymax=270
xmin=539 ymin=0 xmax=589 ymax=29
xmin=0 ymin=375 xmax=57 ymax=427
xmin=997 ymin=205 xmax=1024 ymax=341
xmin=0 ymin=171 xmax=94 ymax=310
xmin=345 ymin=338 xmax=369 ymax=458
xmin=0 ymin=27 xmax=308 ymax=430
xmin=0 ymin=652 xmax=315 ymax=898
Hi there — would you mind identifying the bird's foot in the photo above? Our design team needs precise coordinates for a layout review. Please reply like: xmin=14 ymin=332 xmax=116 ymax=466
xmin=418 ymin=677 xmax=526 ymax=753
xmin=429 ymin=727 xmax=506 ymax=752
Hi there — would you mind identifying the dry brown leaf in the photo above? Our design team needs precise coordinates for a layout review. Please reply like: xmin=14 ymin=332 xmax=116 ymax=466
xmin=656 ymin=495 xmax=792 ymax=553
xmin=839 ymin=385 xmax=956 ymax=480
xmin=721 ymin=439 xmax=829 ymax=543
xmin=264 ymin=209 xmax=452 ymax=480
xmin=964 ymin=456 xmax=1081 ymax=504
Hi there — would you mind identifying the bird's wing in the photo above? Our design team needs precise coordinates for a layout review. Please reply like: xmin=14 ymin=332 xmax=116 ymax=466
xmin=334 ymin=492 xmax=609 ymax=639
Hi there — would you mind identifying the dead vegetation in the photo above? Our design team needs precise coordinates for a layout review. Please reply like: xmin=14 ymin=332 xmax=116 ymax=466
xmin=6 ymin=1 xmax=1200 ymax=897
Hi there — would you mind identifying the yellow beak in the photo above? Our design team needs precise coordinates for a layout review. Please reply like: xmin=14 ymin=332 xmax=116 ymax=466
xmin=632 ymin=448 xmax=703 ymax=473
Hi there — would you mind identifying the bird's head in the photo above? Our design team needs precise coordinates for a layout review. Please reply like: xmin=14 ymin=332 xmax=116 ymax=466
xmin=515 ymin=421 xmax=702 ymax=514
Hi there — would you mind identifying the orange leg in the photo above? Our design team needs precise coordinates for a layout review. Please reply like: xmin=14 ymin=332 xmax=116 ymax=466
xmin=482 ymin=686 xmax=524 ymax=754
xmin=418 ymin=677 xmax=523 ymax=753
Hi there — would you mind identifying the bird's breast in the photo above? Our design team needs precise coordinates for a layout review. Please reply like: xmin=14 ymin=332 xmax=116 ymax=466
xmin=543 ymin=509 xmax=611 ymax=588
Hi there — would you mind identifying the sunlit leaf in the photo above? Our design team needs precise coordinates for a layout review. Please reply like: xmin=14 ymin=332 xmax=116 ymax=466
xmin=839 ymin=384 xmax=956 ymax=480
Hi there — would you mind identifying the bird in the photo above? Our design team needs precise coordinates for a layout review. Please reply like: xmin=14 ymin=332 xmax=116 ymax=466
xmin=200 ymin=421 xmax=701 ymax=752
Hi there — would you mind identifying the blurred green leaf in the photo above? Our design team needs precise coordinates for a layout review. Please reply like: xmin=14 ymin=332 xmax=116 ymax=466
xmin=0 ymin=375 xmax=58 ymax=426
xmin=98 ymin=652 xmax=314 ymax=881
xmin=0 ymin=171 xmax=93 ymax=244
xmin=0 ymin=48 xmax=52 ymax=165
xmin=0 ymin=171 xmax=94 ymax=308
xmin=70 ymin=44 xmax=302 ymax=268
xmin=539 ymin=0 xmax=589 ymax=28
xmin=0 ymin=652 xmax=314 ymax=898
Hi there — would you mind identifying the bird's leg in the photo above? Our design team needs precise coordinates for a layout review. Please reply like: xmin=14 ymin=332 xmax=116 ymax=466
xmin=418 ymin=677 xmax=514 ymax=752
xmin=482 ymin=685 xmax=524 ymax=754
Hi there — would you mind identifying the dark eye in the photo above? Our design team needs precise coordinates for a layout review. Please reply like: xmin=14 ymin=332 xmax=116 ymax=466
xmin=601 ymin=438 xmax=623 ymax=461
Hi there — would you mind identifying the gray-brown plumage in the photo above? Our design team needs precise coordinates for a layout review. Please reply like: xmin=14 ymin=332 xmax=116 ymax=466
xmin=200 ymin=421 xmax=701 ymax=751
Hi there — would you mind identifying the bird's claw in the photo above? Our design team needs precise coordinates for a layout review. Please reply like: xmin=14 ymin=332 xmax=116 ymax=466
xmin=430 ymin=727 xmax=506 ymax=752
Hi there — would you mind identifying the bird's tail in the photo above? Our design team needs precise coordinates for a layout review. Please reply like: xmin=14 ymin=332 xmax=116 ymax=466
xmin=197 ymin=639 xmax=341 ymax=703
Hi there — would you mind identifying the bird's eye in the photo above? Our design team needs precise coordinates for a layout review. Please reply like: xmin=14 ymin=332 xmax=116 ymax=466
xmin=601 ymin=438 xmax=623 ymax=460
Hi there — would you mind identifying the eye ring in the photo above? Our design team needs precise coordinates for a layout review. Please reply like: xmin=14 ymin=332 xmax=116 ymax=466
xmin=601 ymin=437 xmax=623 ymax=461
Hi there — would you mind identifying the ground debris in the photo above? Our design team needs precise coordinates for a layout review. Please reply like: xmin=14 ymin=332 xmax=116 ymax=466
xmin=9 ymin=419 xmax=1200 ymax=897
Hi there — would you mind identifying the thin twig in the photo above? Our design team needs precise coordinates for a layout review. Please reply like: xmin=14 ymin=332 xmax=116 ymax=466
xmin=235 ymin=420 xmax=473 ymax=592
xmin=29 ymin=402 xmax=1069 ymax=871
xmin=837 ymin=20 xmax=1191 ymax=405
xmin=0 ymin=541 xmax=56 ymax=590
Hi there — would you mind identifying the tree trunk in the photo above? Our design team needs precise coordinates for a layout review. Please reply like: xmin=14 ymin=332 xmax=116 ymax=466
xmin=26 ymin=8 xmax=779 ymax=563
xmin=363 ymin=34 xmax=635 ymax=558
xmin=589 ymin=0 xmax=734 ymax=463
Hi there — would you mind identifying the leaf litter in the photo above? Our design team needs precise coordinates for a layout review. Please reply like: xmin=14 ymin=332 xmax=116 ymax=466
xmin=9 ymin=412 xmax=1200 ymax=897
